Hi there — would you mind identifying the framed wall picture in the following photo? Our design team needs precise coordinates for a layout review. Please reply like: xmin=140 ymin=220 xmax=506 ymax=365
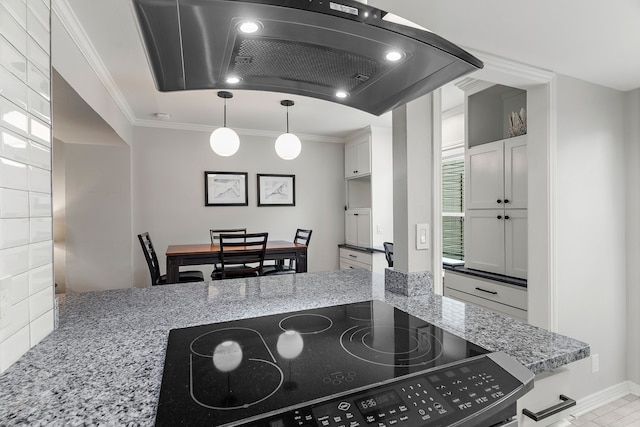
xmin=257 ymin=174 xmax=295 ymax=206
xmin=204 ymin=171 xmax=248 ymax=206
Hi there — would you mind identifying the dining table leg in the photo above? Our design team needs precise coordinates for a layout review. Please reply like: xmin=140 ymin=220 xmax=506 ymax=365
xmin=166 ymin=257 xmax=179 ymax=284
xmin=296 ymin=250 xmax=308 ymax=273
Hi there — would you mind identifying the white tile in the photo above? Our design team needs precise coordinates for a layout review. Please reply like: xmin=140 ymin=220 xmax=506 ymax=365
xmin=0 ymin=244 xmax=29 ymax=276
xmin=0 ymin=6 xmax=27 ymax=54
xmin=27 ymin=0 xmax=48 ymax=31
xmin=28 ymin=262 xmax=51 ymax=295
xmin=28 ymin=165 xmax=49 ymax=193
xmin=28 ymin=114 xmax=49 ymax=146
xmin=0 ymin=98 xmax=29 ymax=135
xmin=0 ymin=35 xmax=27 ymax=82
xmin=0 ymin=218 xmax=29 ymax=248
xmin=29 ymin=217 xmax=50 ymax=243
xmin=0 ymin=65 xmax=28 ymax=110
xmin=28 ymin=285 xmax=51 ymax=321
xmin=0 ymin=299 xmax=29 ymax=342
xmin=0 ymin=275 xmax=9 ymax=330
xmin=0 ymin=325 xmax=29 ymax=373
xmin=28 ymin=140 xmax=49 ymax=170
xmin=26 ymin=9 xmax=48 ymax=53
xmin=27 ymin=87 xmax=49 ymax=123
xmin=0 ymin=157 xmax=29 ymax=191
xmin=28 ymin=239 xmax=50 ymax=268
xmin=27 ymin=62 xmax=48 ymax=101
xmin=27 ymin=37 xmax=48 ymax=78
xmin=28 ymin=190 xmax=49 ymax=217
xmin=9 ymin=270 xmax=28 ymax=303
xmin=29 ymin=308 xmax=52 ymax=347
xmin=0 ymin=188 xmax=29 ymax=217
xmin=0 ymin=128 xmax=28 ymax=163
xmin=1 ymin=0 xmax=27 ymax=29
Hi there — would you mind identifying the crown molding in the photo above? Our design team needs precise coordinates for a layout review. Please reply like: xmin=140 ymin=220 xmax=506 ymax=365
xmin=134 ymin=119 xmax=344 ymax=144
xmin=465 ymin=47 xmax=556 ymax=85
xmin=52 ymin=0 xmax=137 ymax=125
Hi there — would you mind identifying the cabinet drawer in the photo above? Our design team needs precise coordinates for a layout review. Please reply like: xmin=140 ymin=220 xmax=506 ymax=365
xmin=444 ymin=288 xmax=527 ymax=321
xmin=445 ymin=271 xmax=527 ymax=311
xmin=517 ymin=368 xmax=573 ymax=427
xmin=339 ymin=248 xmax=372 ymax=266
xmin=340 ymin=258 xmax=371 ymax=271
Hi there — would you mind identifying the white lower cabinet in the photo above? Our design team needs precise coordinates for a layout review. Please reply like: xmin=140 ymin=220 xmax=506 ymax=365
xmin=517 ymin=368 xmax=575 ymax=427
xmin=443 ymin=270 xmax=527 ymax=321
xmin=339 ymin=248 xmax=372 ymax=271
xmin=345 ymin=209 xmax=371 ymax=248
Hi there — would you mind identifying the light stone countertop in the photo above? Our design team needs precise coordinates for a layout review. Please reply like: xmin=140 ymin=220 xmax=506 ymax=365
xmin=0 ymin=270 xmax=589 ymax=426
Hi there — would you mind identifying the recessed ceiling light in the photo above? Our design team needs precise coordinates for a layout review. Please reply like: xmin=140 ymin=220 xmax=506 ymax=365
xmin=385 ymin=51 xmax=403 ymax=62
xmin=238 ymin=20 xmax=261 ymax=34
xmin=226 ymin=76 xmax=241 ymax=84
xmin=335 ymin=91 xmax=349 ymax=99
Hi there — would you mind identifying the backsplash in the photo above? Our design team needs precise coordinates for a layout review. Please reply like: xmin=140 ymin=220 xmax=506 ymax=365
xmin=0 ymin=0 xmax=53 ymax=374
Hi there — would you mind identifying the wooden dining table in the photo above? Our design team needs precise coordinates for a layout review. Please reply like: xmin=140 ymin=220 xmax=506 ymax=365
xmin=165 ymin=240 xmax=308 ymax=284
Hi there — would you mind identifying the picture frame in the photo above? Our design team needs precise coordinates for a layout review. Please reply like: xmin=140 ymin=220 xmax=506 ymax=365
xmin=204 ymin=171 xmax=248 ymax=206
xmin=257 ymin=174 xmax=296 ymax=207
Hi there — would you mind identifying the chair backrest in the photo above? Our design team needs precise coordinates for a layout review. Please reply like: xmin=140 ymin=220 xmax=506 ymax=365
xmin=210 ymin=228 xmax=247 ymax=244
xmin=138 ymin=232 xmax=161 ymax=285
xmin=383 ymin=241 xmax=394 ymax=267
xmin=219 ymin=232 xmax=268 ymax=278
xmin=294 ymin=228 xmax=312 ymax=246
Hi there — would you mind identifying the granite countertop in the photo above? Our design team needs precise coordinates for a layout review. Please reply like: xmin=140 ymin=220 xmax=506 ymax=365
xmin=0 ymin=270 xmax=589 ymax=426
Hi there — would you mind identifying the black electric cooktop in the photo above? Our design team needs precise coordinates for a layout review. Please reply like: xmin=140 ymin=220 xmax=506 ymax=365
xmin=155 ymin=300 xmax=490 ymax=426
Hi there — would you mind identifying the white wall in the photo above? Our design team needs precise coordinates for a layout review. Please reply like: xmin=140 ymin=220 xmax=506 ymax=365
xmin=52 ymin=138 xmax=66 ymax=292
xmin=64 ymin=143 xmax=133 ymax=292
xmin=555 ymin=75 xmax=627 ymax=397
xmin=625 ymin=88 xmax=640 ymax=385
xmin=131 ymin=126 xmax=345 ymax=286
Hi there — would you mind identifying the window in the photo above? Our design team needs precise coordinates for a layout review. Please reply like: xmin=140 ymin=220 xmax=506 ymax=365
xmin=442 ymin=158 xmax=464 ymax=260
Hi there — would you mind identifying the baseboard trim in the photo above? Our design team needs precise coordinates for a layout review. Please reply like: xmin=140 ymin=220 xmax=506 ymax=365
xmin=568 ymin=381 xmax=640 ymax=417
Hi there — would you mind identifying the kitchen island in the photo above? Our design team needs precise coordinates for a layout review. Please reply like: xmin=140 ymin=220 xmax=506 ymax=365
xmin=0 ymin=270 xmax=589 ymax=426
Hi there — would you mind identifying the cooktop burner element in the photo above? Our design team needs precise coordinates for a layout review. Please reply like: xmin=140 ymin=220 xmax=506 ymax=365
xmin=156 ymin=300 xmax=494 ymax=426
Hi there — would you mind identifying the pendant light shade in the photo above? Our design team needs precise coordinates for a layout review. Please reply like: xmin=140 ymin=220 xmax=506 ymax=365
xmin=210 ymin=91 xmax=240 ymax=156
xmin=275 ymin=100 xmax=301 ymax=160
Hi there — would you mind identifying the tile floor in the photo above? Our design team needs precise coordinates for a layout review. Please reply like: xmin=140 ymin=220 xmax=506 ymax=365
xmin=568 ymin=394 xmax=640 ymax=426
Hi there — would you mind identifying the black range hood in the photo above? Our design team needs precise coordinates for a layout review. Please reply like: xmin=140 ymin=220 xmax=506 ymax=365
xmin=132 ymin=0 xmax=483 ymax=116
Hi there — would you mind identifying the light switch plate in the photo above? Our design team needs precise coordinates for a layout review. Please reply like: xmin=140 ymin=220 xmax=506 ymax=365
xmin=416 ymin=223 xmax=429 ymax=250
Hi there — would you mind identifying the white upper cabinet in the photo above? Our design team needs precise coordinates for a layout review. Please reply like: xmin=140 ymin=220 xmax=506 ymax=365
xmin=466 ymin=135 xmax=527 ymax=210
xmin=344 ymin=133 xmax=371 ymax=178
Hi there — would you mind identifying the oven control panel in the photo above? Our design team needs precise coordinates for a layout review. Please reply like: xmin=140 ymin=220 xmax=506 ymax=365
xmin=240 ymin=352 xmax=533 ymax=427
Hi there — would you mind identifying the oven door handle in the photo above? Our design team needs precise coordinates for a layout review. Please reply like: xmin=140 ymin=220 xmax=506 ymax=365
xmin=522 ymin=394 xmax=576 ymax=421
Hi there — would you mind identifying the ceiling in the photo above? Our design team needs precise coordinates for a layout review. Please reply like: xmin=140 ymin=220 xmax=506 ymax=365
xmin=54 ymin=0 xmax=640 ymax=140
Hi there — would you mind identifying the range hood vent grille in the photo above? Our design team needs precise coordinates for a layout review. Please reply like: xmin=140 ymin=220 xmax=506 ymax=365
xmin=133 ymin=0 xmax=483 ymax=116
xmin=232 ymin=38 xmax=383 ymax=91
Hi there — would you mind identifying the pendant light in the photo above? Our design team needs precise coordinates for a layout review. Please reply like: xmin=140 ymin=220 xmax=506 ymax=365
xmin=275 ymin=100 xmax=302 ymax=160
xmin=210 ymin=91 xmax=240 ymax=156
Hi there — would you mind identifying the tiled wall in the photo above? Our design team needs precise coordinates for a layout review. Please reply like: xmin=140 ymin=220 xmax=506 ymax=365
xmin=0 ymin=0 xmax=53 ymax=374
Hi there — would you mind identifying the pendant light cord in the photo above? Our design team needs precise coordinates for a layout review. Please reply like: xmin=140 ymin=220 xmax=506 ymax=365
xmin=223 ymin=97 xmax=227 ymax=127
xmin=286 ymin=105 xmax=290 ymax=133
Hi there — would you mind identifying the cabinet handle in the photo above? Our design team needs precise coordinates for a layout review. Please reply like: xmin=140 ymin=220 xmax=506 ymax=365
xmin=522 ymin=395 xmax=576 ymax=422
xmin=349 ymin=255 xmax=357 ymax=258
xmin=497 ymin=215 xmax=503 ymax=220
xmin=475 ymin=287 xmax=498 ymax=295
xmin=505 ymin=215 xmax=510 ymax=220
xmin=504 ymin=199 xmax=510 ymax=204
xmin=497 ymin=199 xmax=503 ymax=204
xmin=353 ymin=170 xmax=358 ymax=174
xmin=354 ymin=213 xmax=359 ymax=216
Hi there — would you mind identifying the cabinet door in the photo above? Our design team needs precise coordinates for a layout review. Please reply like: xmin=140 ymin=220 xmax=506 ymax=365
xmin=465 ymin=141 xmax=505 ymax=209
xmin=464 ymin=209 xmax=505 ymax=275
xmin=505 ymin=209 xmax=527 ymax=279
xmin=504 ymin=136 xmax=527 ymax=209
xmin=344 ymin=143 xmax=358 ymax=178
xmin=345 ymin=211 xmax=358 ymax=246
xmin=355 ymin=138 xmax=371 ymax=176
xmin=356 ymin=210 xmax=372 ymax=248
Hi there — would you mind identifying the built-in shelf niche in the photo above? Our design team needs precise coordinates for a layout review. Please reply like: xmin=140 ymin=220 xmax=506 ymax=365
xmin=347 ymin=176 xmax=372 ymax=209
xmin=467 ymin=84 xmax=527 ymax=147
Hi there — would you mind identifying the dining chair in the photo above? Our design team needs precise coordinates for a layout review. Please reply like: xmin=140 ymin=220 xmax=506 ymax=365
xmin=263 ymin=228 xmax=312 ymax=275
xmin=138 ymin=232 xmax=204 ymax=285
xmin=383 ymin=241 xmax=394 ymax=267
xmin=210 ymin=228 xmax=247 ymax=279
xmin=215 ymin=232 xmax=269 ymax=279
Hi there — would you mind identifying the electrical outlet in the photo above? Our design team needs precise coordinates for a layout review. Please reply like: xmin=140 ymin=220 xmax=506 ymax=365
xmin=376 ymin=225 xmax=382 ymax=234
xmin=592 ymin=354 xmax=599 ymax=373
